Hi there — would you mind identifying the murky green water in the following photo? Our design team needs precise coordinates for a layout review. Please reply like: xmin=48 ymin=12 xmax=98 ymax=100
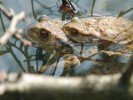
xmin=0 ymin=0 xmax=132 ymax=76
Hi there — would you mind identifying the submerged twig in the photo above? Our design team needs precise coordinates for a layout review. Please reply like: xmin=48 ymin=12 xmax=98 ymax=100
xmin=0 ymin=4 xmax=33 ymax=72
xmin=5 ymin=45 xmax=26 ymax=72
xmin=118 ymin=7 xmax=133 ymax=17
xmin=31 ymin=0 xmax=38 ymax=21
xmin=119 ymin=55 xmax=133 ymax=86
xmin=91 ymin=0 xmax=96 ymax=17
xmin=0 ymin=12 xmax=6 ymax=32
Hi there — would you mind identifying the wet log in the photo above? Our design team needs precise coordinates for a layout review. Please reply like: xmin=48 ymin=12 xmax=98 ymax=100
xmin=0 ymin=72 xmax=133 ymax=100
xmin=0 ymin=55 xmax=133 ymax=100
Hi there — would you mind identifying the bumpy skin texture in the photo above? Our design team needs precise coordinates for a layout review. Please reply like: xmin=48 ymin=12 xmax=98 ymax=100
xmin=27 ymin=16 xmax=68 ymax=53
xmin=26 ymin=16 xmax=80 ymax=71
xmin=26 ymin=16 xmax=132 ymax=74
xmin=62 ymin=17 xmax=133 ymax=44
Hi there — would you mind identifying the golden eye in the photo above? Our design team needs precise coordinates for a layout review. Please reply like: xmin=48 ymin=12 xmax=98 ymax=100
xmin=70 ymin=28 xmax=79 ymax=35
xmin=39 ymin=29 xmax=49 ymax=38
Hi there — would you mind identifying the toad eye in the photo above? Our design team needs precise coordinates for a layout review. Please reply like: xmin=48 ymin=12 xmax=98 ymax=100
xmin=70 ymin=29 xmax=79 ymax=35
xmin=39 ymin=29 xmax=49 ymax=38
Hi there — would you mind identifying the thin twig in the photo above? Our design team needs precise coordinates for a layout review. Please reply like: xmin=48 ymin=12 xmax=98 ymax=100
xmin=91 ymin=0 xmax=96 ymax=17
xmin=118 ymin=7 xmax=133 ymax=17
xmin=0 ymin=12 xmax=6 ymax=32
xmin=7 ymin=41 xmax=33 ymax=72
xmin=68 ymin=0 xmax=75 ymax=11
xmin=31 ymin=0 xmax=38 ymax=21
xmin=5 ymin=45 xmax=26 ymax=72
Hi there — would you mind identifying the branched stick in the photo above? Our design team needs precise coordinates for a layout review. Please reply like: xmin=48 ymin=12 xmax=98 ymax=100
xmin=0 ymin=4 xmax=14 ymax=19
xmin=0 ymin=4 xmax=31 ymax=46
xmin=0 ymin=12 xmax=25 ymax=46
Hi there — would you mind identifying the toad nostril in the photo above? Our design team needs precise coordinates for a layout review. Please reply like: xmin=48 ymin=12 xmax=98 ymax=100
xmin=65 ymin=27 xmax=69 ymax=30
xmin=31 ymin=27 xmax=37 ymax=32
xmin=59 ymin=40 xmax=67 ymax=46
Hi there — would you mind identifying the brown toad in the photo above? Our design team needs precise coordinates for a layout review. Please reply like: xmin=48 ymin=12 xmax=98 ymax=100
xmin=27 ymin=15 xmax=69 ymax=54
xmin=27 ymin=16 xmax=127 ymax=75
xmin=26 ymin=16 xmax=85 ymax=73
xmin=62 ymin=17 xmax=133 ymax=50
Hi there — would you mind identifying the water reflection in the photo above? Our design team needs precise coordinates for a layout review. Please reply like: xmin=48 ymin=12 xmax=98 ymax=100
xmin=0 ymin=0 xmax=132 ymax=76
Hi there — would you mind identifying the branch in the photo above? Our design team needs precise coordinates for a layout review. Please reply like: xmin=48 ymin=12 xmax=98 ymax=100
xmin=0 ymin=4 xmax=13 ymax=19
xmin=0 ymin=72 xmax=133 ymax=100
xmin=0 ymin=12 xmax=25 ymax=46
xmin=0 ymin=4 xmax=31 ymax=46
